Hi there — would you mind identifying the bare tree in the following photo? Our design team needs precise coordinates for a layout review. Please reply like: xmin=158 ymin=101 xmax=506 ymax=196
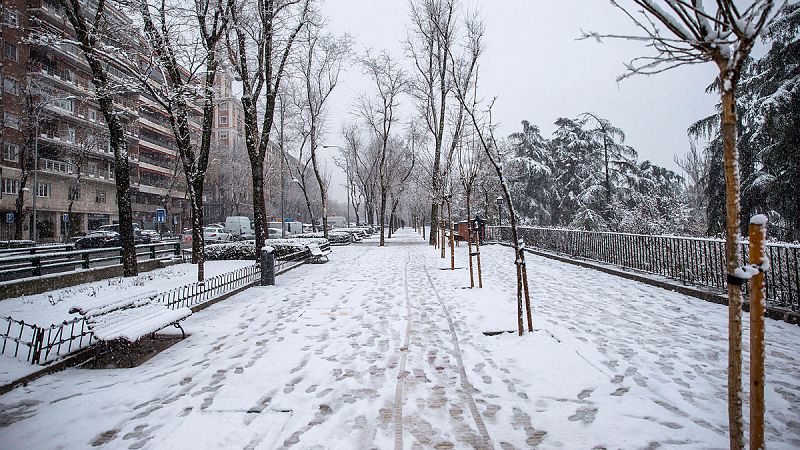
xmin=585 ymin=2 xmax=786 ymax=448
xmin=448 ymin=13 xmax=533 ymax=336
xmin=357 ymin=50 xmax=406 ymax=246
xmin=407 ymin=0 xmax=463 ymax=247
xmin=133 ymin=0 xmax=231 ymax=281
xmin=227 ymin=0 xmax=311 ymax=259
xmin=58 ymin=0 xmax=139 ymax=275
xmin=295 ymin=23 xmax=351 ymax=237
xmin=457 ymin=121 xmax=483 ymax=288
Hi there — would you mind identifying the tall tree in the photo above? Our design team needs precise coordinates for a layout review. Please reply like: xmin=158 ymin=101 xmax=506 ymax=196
xmin=134 ymin=0 xmax=231 ymax=280
xmin=227 ymin=0 xmax=311 ymax=258
xmin=357 ymin=50 xmax=406 ymax=246
xmin=588 ymin=2 xmax=786 ymax=447
xmin=58 ymin=0 xmax=139 ymax=276
xmin=295 ymin=23 xmax=351 ymax=238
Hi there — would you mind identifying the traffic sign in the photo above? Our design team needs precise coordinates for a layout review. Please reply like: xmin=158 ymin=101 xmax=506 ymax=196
xmin=5 ymin=212 xmax=14 ymax=224
xmin=155 ymin=208 xmax=166 ymax=224
xmin=63 ymin=213 xmax=70 ymax=222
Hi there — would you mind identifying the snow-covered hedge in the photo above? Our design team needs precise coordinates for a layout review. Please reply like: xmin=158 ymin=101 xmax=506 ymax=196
xmin=292 ymin=231 xmax=352 ymax=245
xmin=205 ymin=241 xmax=256 ymax=260
xmin=206 ymin=237 xmax=331 ymax=260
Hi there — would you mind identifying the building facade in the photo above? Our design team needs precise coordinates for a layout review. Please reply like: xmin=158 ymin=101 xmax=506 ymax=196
xmin=0 ymin=0 xmax=191 ymax=241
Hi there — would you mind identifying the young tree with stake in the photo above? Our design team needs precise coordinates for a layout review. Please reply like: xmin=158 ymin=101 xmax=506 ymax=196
xmin=585 ymin=2 xmax=785 ymax=448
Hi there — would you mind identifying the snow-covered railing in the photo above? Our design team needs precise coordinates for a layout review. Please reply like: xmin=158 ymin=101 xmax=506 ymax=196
xmin=1 ymin=247 xmax=327 ymax=366
xmin=488 ymin=226 xmax=799 ymax=313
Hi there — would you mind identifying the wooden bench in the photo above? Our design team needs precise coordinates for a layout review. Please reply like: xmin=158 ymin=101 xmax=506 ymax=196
xmin=69 ymin=290 xmax=192 ymax=366
xmin=308 ymin=244 xmax=331 ymax=263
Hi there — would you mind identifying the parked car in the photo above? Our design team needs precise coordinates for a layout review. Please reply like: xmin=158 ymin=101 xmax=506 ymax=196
xmin=181 ymin=229 xmax=193 ymax=243
xmin=266 ymin=228 xmax=282 ymax=239
xmin=96 ymin=224 xmax=151 ymax=244
xmin=141 ymin=229 xmax=161 ymax=242
xmin=203 ymin=226 xmax=232 ymax=242
xmin=74 ymin=231 xmax=121 ymax=249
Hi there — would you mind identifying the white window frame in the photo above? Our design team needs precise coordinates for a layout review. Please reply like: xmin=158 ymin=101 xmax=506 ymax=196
xmin=95 ymin=190 xmax=106 ymax=203
xmin=3 ymin=9 xmax=19 ymax=27
xmin=3 ymin=143 xmax=19 ymax=162
xmin=36 ymin=182 xmax=50 ymax=198
xmin=3 ymin=42 xmax=18 ymax=62
xmin=3 ymin=77 xmax=18 ymax=95
xmin=218 ymin=114 xmax=228 ymax=126
xmin=4 ymin=112 xmax=20 ymax=130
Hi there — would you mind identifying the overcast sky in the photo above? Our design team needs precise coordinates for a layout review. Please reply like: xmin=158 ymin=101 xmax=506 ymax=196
xmin=317 ymin=0 xmax=727 ymax=203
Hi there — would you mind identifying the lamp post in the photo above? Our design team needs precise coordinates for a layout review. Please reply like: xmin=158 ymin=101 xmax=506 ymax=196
xmin=30 ymin=95 xmax=76 ymax=242
xmin=496 ymin=196 xmax=504 ymax=227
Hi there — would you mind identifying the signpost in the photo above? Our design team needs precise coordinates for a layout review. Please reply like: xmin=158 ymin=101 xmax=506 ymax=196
xmin=155 ymin=208 xmax=166 ymax=236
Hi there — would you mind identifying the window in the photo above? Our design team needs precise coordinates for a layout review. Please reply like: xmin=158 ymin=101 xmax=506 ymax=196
xmin=3 ymin=143 xmax=19 ymax=162
xmin=54 ymin=98 xmax=74 ymax=113
xmin=218 ymin=114 xmax=228 ymax=126
xmin=61 ymin=69 xmax=74 ymax=83
xmin=3 ymin=77 xmax=18 ymax=95
xmin=3 ymin=8 xmax=19 ymax=27
xmin=36 ymin=183 xmax=50 ymax=198
xmin=3 ymin=42 xmax=17 ymax=61
xmin=2 ymin=178 xmax=18 ymax=195
xmin=107 ymin=162 xmax=114 ymax=180
xmin=88 ymin=109 xmax=97 ymax=122
xmin=4 ymin=112 xmax=20 ymax=130
xmin=68 ymin=186 xmax=80 ymax=200
xmin=95 ymin=190 xmax=106 ymax=203
xmin=218 ymin=130 xmax=228 ymax=140
xmin=88 ymin=162 xmax=97 ymax=176
xmin=219 ymin=101 xmax=228 ymax=111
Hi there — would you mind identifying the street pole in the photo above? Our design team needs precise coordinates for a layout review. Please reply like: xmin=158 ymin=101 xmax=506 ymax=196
xmin=346 ymin=158 xmax=351 ymax=226
xmin=280 ymin=115 xmax=286 ymax=238
xmin=32 ymin=122 xmax=38 ymax=242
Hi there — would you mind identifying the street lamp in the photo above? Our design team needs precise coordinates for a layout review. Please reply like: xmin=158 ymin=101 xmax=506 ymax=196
xmin=496 ymin=197 xmax=504 ymax=226
xmin=31 ymin=95 xmax=76 ymax=242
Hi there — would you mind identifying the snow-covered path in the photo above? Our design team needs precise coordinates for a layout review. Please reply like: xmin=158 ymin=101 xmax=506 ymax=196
xmin=1 ymin=229 xmax=798 ymax=449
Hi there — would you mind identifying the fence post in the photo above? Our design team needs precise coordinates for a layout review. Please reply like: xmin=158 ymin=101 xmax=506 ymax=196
xmin=31 ymin=327 xmax=44 ymax=365
xmin=261 ymin=246 xmax=275 ymax=286
xmin=748 ymin=216 xmax=767 ymax=450
xmin=150 ymin=245 xmax=156 ymax=259
xmin=173 ymin=242 xmax=180 ymax=257
xmin=82 ymin=252 xmax=90 ymax=269
xmin=31 ymin=257 xmax=41 ymax=277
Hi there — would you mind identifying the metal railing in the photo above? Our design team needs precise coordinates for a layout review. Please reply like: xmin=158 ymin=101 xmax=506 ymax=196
xmin=1 ymin=245 xmax=322 ymax=365
xmin=0 ymin=242 xmax=182 ymax=282
xmin=488 ymin=226 xmax=799 ymax=312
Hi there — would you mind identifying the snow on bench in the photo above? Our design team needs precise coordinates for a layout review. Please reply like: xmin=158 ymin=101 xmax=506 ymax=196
xmin=307 ymin=244 xmax=330 ymax=263
xmin=69 ymin=290 xmax=191 ymax=343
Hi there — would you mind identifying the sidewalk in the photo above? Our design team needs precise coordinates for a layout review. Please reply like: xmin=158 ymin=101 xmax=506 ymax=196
xmin=0 ymin=229 xmax=798 ymax=449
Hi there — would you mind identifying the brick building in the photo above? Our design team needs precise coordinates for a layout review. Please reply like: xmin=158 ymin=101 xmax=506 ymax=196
xmin=0 ymin=0 xmax=193 ymax=241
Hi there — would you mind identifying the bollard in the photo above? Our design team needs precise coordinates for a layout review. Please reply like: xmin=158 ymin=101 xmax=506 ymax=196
xmin=748 ymin=215 xmax=768 ymax=450
xmin=261 ymin=246 xmax=275 ymax=286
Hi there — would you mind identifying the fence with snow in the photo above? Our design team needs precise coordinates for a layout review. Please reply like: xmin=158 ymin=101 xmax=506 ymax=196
xmin=488 ymin=226 xmax=799 ymax=313
xmin=1 ymin=245 xmax=322 ymax=365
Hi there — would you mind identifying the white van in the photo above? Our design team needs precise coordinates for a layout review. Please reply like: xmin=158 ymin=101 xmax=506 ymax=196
xmin=225 ymin=216 xmax=253 ymax=239
xmin=268 ymin=221 xmax=304 ymax=236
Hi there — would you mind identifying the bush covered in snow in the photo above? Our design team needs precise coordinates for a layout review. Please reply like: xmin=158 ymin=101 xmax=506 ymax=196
xmin=293 ymin=231 xmax=352 ymax=245
xmin=206 ymin=237 xmax=331 ymax=260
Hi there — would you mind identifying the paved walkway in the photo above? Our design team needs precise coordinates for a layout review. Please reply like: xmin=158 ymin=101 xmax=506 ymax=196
xmin=1 ymin=229 xmax=798 ymax=449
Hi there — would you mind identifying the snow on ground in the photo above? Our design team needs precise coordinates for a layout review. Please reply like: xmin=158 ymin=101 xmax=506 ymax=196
xmin=0 ymin=229 xmax=798 ymax=449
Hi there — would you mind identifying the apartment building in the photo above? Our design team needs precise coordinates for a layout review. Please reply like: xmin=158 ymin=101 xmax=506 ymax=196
xmin=0 ymin=0 xmax=191 ymax=241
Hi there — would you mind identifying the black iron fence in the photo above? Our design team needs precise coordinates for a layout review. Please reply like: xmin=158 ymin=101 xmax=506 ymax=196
xmin=0 ymin=242 xmax=182 ymax=282
xmin=1 ymin=245 xmax=322 ymax=365
xmin=488 ymin=226 xmax=799 ymax=312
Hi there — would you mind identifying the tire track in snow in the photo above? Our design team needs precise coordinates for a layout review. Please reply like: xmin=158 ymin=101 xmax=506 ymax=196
xmin=393 ymin=249 xmax=412 ymax=450
xmin=421 ymin=260 xmax=492 ymax=449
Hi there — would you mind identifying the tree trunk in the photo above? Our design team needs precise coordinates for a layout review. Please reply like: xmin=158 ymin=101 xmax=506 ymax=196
xmin=190 ymin=178 xmax=206 ymax=281
xmin=13 ymin=172 xmax=28 ymax=240
xmin=250 ymin=159 xmax=267 ymax=252
xmin=720 ymin=83 xmax=744 ymax=450
xmin=466 ymin=193 xmax=474 ymax=287
xmin=447 ymin=200 xmax=454 ymax=270
xmin=379 ymin=189 xmax=387 ymax=246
